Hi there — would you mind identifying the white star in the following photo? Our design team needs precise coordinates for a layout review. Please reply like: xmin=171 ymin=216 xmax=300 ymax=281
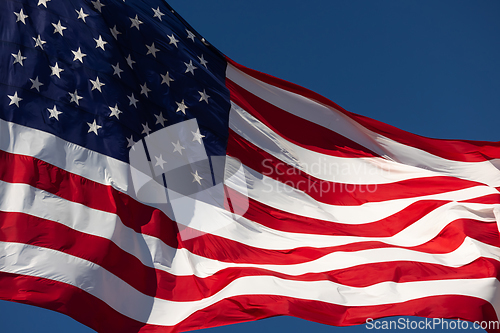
xmin=154 ymin=112 xmax=166 ymax=126
xmin=130 ymin=15 xmax=143 ymax=30
xmin=128 ymin=93 xmax=138 ymax=108
xmin=126 ymin=136 xmax=135 ymax=149
xmin=14 ymin=9 xmax=28 ymax=24
xmin=125 ymin=54 xmax=135 ymax=68
xmin=141 ymin=123 xmax=151 ymax=136
xmin=30 ymin=77 xmax=44 ymax=92
xmin=72 ymin=47 xmax=87 ymax=63
xmin=112 ymin=63 xmax=123 ymax=78
xmin=108 ymin=104 xmax=122 ymax=119
xmin=191 ymin=170 xmax=203 ymax=185
xmin=8 ymin=92 xmax=22 ymax=107
xmin=186 ymin=30 xmax=196 ymax=42
xmin=90 ymin=76 xmax=105 ymax=92
xmin=38 ymin=0 xmax=50 ymax=7
xmin=76 ymin=8 xmax=89 ymax=22
xmin=33 ymin=35 xmax=46 ymax=49
xmin=160 ymin=72 xmax=174 ymax=86
xmin=146 ymin=43 xmax=159 ymax=58
xmin=52 ymin=20 xmax=67 ymax=36
xmin=87 ymin=120 xmax=102 ymax=135
xmin=47 ymin=105 xmax=62 ymax=120
xmin=176 ymin=100 xmax=188 ymax=114
xmin=50 ymin=62 xmax=64 ymax=78
xmin=198 ymin=54 xmax=208 ymax=68
xmin=110 ymin=25 xmax=121 ymax=40
xmin=184 ymin=60 xmax=197 ymax=75
xmin=198 ymin=89 xmax=210 ymax=104
xmin=191 ymin=128 xmax=205 ymax=144
xmin=94 ymin=35 xmax=107 ymax=50
xmin=140 ymin=83 xmax=151 ymax=97
xmin=69 ymin=90 xmax=83 ymax=105
xmin=91 ymin=0 xmax=105 ymax=13
xmin=152 ymin=7 xmax=165 ymax=21
xmin=172 ymin=141 xmax=185 ymax=155
xmin=154 ymin=155 xmax=167 ymax=169
xmin=168 ymin=34 xmax=179 ymax=48
xmin=11 ymin=50 xmax=26 ymax=66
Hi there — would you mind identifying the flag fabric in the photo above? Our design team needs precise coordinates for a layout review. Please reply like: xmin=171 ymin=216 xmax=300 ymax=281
xmin=1 ymin=0 xmax=500 ymax=332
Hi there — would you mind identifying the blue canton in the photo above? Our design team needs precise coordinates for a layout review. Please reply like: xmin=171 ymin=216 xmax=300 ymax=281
xmin=0 ymin=0 xmax=231 ymax=163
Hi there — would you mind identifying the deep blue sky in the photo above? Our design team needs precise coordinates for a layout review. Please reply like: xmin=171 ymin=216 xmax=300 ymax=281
xmin=1 ymin=0 xmax=499 ymax=332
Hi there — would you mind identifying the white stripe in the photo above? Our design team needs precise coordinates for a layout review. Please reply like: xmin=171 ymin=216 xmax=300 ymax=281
xmin=0 ymin=119 xmax=175 ymax=218
xmin=226 ymin=156 xmax=499 ymax=224
xmin=0 ymin=118 xmax=129 ymax=192
xmin=1 ymin=241 xmax=499 ymax=325
xmin=230 ymin=102 xmax=439 ymax=185
xmin=227 ymin=64 xmax=500 ymax=187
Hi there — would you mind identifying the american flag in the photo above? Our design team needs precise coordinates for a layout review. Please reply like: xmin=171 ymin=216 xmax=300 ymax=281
xmin=1 ymin=0 xmax=500 ymax=332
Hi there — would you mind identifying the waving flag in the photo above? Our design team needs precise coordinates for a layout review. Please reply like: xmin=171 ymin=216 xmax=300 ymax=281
xmin=1 ymin=0 xmax=500 ymax=332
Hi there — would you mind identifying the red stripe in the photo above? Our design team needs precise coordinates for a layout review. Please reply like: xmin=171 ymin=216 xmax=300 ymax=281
xmin=0 ymin=272 xmax=154 ymax=333
xmin=227 ymin=186 xmax=450 ymax=237
xmin=227 ymin=129 xmax=482 ymax=205
xmin=171 ymin=257 xmax=500 ymax=301
xmin=176 ymin=294 xmax=499 ymax=333
xmin=227 ymin=57 xmax=500 ymax=163
xmin=0 ymin=211 xmax=160 ymax=298
xmin=459 ymin=193 xmax=500 ymax=205
xmin=226 ymin=78 xmax=378 ymax=158
xmin=181 ymin=218 xmax=500 ymax=265
xmin=348 ymin=112 xmax=500 ymax=163
xmin=1 ymin=272 xmax=498 ymax=333
xmin=2 ymin=271 xmax=498 ymax=333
